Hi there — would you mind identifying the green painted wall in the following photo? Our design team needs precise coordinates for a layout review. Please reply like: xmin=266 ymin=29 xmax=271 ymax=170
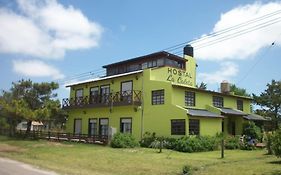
xmin=65 ymin=56 xmax=253 ymax=140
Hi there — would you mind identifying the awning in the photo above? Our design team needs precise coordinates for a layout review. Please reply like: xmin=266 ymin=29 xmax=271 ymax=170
xmin=244 ymin=114 xmax=267 ymax=121
xmin=219 ymin=108 xmax=246 ymax=116
xmin=187 ymin=108 xmax=223 ymax=118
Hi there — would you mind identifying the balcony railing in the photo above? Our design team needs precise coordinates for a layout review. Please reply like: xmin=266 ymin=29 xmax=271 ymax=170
xmin=62 ymin=90 xmax=142 ymax=109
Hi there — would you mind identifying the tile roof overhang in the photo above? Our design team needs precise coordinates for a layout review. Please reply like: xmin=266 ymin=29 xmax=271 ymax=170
xmin=219 ymin=107 xmax=246 ymax=116
xmin=186 ymin=108 xmax=223 ymax=118
xmin=244 ymin=114 xmax=267 ymax=121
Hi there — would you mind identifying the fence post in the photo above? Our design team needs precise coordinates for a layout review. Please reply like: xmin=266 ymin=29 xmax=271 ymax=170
xmin=48 ymin=131 xmax=50 ymax=140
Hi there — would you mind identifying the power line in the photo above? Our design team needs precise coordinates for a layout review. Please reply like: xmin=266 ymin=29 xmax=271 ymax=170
xmin=56 ymin=9 xmax=281 ymax=85
xmin=164 ymin=9 xmax=281 ymax=52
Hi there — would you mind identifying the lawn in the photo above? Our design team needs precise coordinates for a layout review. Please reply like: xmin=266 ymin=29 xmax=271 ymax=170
xmin=0 ymin=136 xmax=280 ymax=175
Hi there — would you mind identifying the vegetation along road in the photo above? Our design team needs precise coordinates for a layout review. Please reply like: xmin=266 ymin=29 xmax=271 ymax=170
xmin=0 ymin=136 xmax=280 ymax=175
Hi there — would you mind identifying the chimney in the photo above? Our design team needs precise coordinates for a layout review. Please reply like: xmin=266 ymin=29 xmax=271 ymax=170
xmin=184 ymin=44 xmax=193 ymax=57
xmin=220 ymin=80 xmax=230 ymax=94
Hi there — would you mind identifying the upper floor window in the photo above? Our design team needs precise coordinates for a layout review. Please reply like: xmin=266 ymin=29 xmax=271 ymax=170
xmin=152 ymin=89 xmax=164 ymax=105
xmin=171 ymin=119 xmax=186 ymax=135
xmin=237 ymin=99 xmax=243 ymax=111
xmin=213 ymin=96 xmax=223 ymax=107
xmin=185 ymin=91 xmax=195 ymax=106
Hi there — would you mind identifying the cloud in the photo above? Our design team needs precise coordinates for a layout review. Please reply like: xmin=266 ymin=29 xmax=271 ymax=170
xmin=195 ymin=2 xmax=281 ymax=60
xmin=0 ymin=0 xmax=103 ymax=59
xmin=12 ymin=59 xmax=65 ymax=80
xmin=198 ymin=62 xmax=238 ymax=84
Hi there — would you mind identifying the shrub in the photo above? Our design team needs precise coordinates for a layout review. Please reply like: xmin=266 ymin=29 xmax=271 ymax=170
xmin=174 ymin=135 xmax=219 ymax=153
xmin=110 ymin=133 xmax=139 ymax=148
xmin=272 ymin=128 xmax=281 ymax=158
xmin=243 ymin=121 xmax=262 ymax=141
xmin=224 ymin=136 xmax=240 ymax=149
xmin=182 ymin=164 xmax=193 ymax=175
xmin=140 ymin=132 xmax=156 ymax=147
xmin=265 ymin=132 xmax=273 ymax=155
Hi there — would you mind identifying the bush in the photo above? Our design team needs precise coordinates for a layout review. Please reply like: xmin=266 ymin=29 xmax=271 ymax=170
xmin=182 ymin=164 xmax=193 ymax=175
xmin=174 ymin=135 xmax=219 ymax=153
xmin=265 ymin=132 xmax=273 ymax=154
xmin=243 ymin=121 xmax=262 ymax=141
xmin=110 ymin=133 xmax=139 ymax=148
xmin=224 ymin=136 xmax=240 ymax=149
xmin=140 ymin=132 xmax=156 ymax=147
xmin=272 ymin=128 xmax=281 ymax=158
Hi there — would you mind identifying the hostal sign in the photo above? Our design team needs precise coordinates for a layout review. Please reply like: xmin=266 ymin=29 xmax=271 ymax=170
xmin=166 ymin=68 xmax=193 ymax=86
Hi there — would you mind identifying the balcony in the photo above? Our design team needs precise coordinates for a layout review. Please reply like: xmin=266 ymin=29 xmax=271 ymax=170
xmin=62 ymin=90 xmax=142 ymax=109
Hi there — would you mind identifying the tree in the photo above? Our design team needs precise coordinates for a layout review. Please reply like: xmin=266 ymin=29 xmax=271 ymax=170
xmin=196 ymin=82 xmax=207 ymax=90
xmin=230 ymin=84 xmax=250 ymax=97
xmin=0 ymin=79 xmax=60 ymax=135
xmin=272 ymin=128 xmax=281 ymax=158
xmin=253 ymin=80 xmax=281 ymax=130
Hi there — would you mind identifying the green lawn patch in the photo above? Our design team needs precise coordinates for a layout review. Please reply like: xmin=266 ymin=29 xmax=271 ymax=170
xmin=0 ymin=136 xmax=280 ymax=175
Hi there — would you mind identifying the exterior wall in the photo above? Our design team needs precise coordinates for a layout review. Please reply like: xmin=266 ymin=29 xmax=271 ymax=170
xmin=189 ymin=116 xmax=222 ymax=136
xmin=65 ymin=54 xmax=252 ymax=140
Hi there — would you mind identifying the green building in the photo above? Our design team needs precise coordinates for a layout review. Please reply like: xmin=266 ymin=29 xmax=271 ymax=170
xmin=62 ymin=45 xmax=265 ymax=140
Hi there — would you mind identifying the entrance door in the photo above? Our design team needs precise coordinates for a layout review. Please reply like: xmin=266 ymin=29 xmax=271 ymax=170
xmin=88 ymin=118 xmax=97 ymax=136
xmin=99 ymin=118 xmax=109 ymax=136
xmin=121 ymin=81 xmax=133 ymax=102
xmin=231 ymin=121 xmax=236 ymax=135
xmin=74 ymin=119 xmax=82 ymax=135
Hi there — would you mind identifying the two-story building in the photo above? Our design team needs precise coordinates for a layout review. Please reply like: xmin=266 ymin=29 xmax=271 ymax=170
xmin=62 ymin=45 xmax=265 ymax=140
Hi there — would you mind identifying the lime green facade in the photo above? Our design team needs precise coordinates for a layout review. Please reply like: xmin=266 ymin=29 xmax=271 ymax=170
xmin=63 ymin=49 xmax=253 ymax=140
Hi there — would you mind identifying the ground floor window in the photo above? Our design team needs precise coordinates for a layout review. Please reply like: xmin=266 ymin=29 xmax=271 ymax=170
xmin=120 ymin=118 xmax=132 ymax=134
xmin=99 ymin=118 xmax=109 ymax=136
xmin=88 ymin=118 xmax=97 ymax=136
xmin=74 ymin=118 xmax=82 ymax=135
xmin=171 ymin=119 xmax=186 ymax=135
xmin=189 ymin=119 xmax=200 ymax=135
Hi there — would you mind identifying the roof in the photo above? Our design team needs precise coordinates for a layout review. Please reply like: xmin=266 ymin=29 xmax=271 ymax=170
xmin=244 ymin=114 xmax=267 ymax=121
xmin=187 ymin=108 xmax=223 ymax=118
xmin=172 ymin=84 xmax=252 ymax=100
xmin=65 ymin=70 xmax=143 ymax=87
xmin=102 ymin=51 xmax=186 ymax=68
xmin=219 ymin=107 xmax=246 ymax=116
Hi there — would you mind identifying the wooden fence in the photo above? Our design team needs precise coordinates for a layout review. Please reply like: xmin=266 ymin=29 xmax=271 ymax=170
xmin=0 ymin=129 xmax=108 ymax=145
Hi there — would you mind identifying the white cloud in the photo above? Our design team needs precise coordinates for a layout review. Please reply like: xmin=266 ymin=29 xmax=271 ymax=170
xmin=198 ymin=62 xmax=238 ymax=84
xmin=195 ymin=2 xmax=281 ymax=60
xmin=0 ymin=0 xmax=103 ymax=59
xmin=12 ymin=59 xmax=65 ymax=80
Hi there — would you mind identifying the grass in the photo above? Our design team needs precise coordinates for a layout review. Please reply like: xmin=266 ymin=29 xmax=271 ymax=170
xmin=0 ymin=136 xmax=280 ymax=175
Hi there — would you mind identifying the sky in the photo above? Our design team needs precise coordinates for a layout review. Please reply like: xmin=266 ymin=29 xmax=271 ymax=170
xmin=0 ymin=0 xmax=281 ymax=101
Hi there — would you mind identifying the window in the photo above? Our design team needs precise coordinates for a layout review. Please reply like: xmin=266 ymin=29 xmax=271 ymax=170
xmin=100 ymin=85 xmax=110 ymax=104
xmin=120 ymin=118 xmax=132 ymax=133
xmin=171 ymin=119 xmax=186 ymax=135
xmin=189 ymin=119 xmax=200 ymax=135
xmin=88 ymin=118 xmax=97 ymax=136
xmin=90 ymin=87 xmax=99 ymax=104
xmin=75 ymin=89 xmax=83 ymax=105
xmin=213 ymin=96 xmax=224 ymax=107
xmin=152 ymin=90 xmax=164 ymax=105
xmin=237 ymin=99 xmax=243 ymax=111
xmin=185 ymin=91 xmax=195 ymax=106
xmin=157 ymin=58 xmax=164 ymax=66
xmin=121 ymin=81 xmax=133 ymax=102
xmin=99 ymin=118 xmax=109 ymax=136
xmin=74 ymin=118 xmax=82 ymax=135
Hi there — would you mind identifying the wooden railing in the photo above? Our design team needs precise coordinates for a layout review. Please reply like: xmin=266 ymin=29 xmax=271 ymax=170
xmin=62 ymin=90 xmax=142 ymax=109
xmin=0 ymin=129 xmax=108 ymax=145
